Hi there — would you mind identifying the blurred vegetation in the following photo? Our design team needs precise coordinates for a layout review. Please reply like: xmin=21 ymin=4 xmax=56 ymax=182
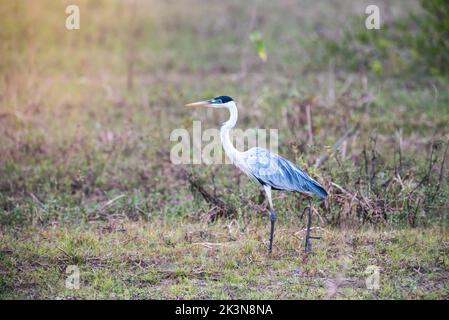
xmin=0 ymin=0 xmax=448 ymax=228
xmin=0 ymin=0 xmax=448 ymax=299
xmin=249 ymin=31 xmax=267 ymax=62
xmin=324 ymin=0 xmax=449 ymax=76
xmin=418 ymin=0 xmax=449 ymax=74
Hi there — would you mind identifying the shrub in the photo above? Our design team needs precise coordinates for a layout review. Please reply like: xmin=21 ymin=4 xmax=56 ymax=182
xmin=323 ymin=0 xmax=449 ymax=76
xmin=415 ymin=0 xmax=449 ymax=75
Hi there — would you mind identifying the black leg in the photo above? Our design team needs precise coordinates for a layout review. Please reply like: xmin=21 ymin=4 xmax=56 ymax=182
xmin=305 ymin=199 xmax=312 ymax=253
xmin=268 ymin=208 xmax=276 ymax=253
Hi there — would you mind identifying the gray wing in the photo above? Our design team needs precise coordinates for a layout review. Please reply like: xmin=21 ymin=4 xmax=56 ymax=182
xmin=239 ymin=148 xmax=328 ymax=198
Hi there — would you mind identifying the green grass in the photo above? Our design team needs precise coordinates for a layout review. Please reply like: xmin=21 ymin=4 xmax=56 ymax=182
xmin=1 ymin=221 xmax=448 ymax=299
xmin=0 ymin=0 xmax=448 ymax=299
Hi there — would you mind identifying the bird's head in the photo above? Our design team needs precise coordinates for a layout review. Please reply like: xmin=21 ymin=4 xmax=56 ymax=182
xmin=185 ymin=96 xmax=234 ymax=109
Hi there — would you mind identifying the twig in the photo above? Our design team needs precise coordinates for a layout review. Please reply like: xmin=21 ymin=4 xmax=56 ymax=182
xmin=436 ymin=136 xmax=449 ymax=192
xmin=192 ymin=242 xmax=237 ymax=247
xmin=178 ymin=168 xmax=236 ymax=219
xmin=305 ymin=104 xmax=313 ymax=145
xmin=56 ymin=246 xmax=71 ymax=258
xmin=395 ymin=130 xmax=403 ymax=174
xmin=363 ymin=145 xmax=370 ymax=191
xmin=312 ymin=205 xmax=325 ymax=224
xmin=331 ymin=181 xmax=372 ymax=209
xmin=30 ymin=193 xmax=45 ymax=208
xmin=97 ymin=194 xmax=126 ymax=212
xmin=369 ymin=135 xmax=378 ymax=193
xmin=410 ymin=136 xmax=438 ymax=194
xmin=314 ymin=124 xmax=359 ymax=167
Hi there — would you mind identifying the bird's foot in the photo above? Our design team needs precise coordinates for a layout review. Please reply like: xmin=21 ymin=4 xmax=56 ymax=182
xmin=305 ymin=238 xmax=311 ymax=254
xmin=304 ymin=234 xmax=320 ymax=254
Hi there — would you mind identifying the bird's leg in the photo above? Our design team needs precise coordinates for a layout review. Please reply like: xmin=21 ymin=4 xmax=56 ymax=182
xmin=305 ymin=198 xmax=313 ymax=253
xmin=268 ymin=207 xmax=276 ymax=254
xmin=263 ymin=185 xmax=276 ymax=254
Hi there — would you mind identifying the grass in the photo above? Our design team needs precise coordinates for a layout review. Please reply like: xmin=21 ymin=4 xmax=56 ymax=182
xmin=0 ymin=0 xmax=448 ymax=299
xmin=1 ymin=220 xmax=448 ymax=299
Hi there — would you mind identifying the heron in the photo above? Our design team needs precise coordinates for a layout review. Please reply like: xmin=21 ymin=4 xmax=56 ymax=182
xmin=186 ymin=96 xmax=328 ymax=253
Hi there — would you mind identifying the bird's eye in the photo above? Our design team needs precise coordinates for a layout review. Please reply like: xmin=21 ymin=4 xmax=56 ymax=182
xmin=209 ymin=98 xmax=222 ymax=104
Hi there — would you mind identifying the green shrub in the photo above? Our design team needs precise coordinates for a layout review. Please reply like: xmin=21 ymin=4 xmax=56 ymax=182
xmin=323 ymin=0 xmax=449 ymax=76
xmin=415 ymin=0 xmax=449 ymax=75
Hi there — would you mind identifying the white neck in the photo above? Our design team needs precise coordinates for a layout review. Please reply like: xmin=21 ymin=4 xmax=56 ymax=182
xmin=220 ymin=101 xmax=240 ymax=163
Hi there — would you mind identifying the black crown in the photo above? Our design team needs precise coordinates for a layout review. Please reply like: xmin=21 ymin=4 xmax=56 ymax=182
xmin=213 ymin=96 xmax=233 ymax=103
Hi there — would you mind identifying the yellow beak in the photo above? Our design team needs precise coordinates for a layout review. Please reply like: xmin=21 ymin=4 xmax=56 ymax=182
xmin=185 ymin=100 xmax=212 ymax=108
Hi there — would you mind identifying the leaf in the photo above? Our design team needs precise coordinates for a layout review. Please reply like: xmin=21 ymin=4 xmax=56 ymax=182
xmin=370 ymin=60 xmax=383 ymax=76
xmin=249 ymin=31 xmax=267 ymax=62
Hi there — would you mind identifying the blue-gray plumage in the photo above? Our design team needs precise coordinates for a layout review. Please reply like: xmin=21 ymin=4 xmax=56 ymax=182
xmin=186 ymin=95 xmax=328 ymax=254
xmin=239 ymin=147 xmax=328 ymax=198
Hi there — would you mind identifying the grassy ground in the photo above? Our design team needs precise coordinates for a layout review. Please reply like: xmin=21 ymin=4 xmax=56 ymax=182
xmin=1 ymin=221 xmax=448 ymax=299
xmin=1 ymin=0 xmax=448 ymax=299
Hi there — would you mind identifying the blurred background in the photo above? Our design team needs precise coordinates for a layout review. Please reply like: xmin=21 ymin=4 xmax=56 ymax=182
xmin=0 ymin=0 xmax=448 ymax=299
xmin=1 ymin=0 xmax=447 ymax=226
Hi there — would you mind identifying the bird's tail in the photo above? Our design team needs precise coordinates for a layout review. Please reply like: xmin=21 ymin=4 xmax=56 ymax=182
xmin=311 ymin=180 xmax=328 ymax=199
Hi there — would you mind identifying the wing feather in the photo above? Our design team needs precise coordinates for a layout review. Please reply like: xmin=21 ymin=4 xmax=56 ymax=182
xmin=237 ymin=148 xmax=327 ymax=198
